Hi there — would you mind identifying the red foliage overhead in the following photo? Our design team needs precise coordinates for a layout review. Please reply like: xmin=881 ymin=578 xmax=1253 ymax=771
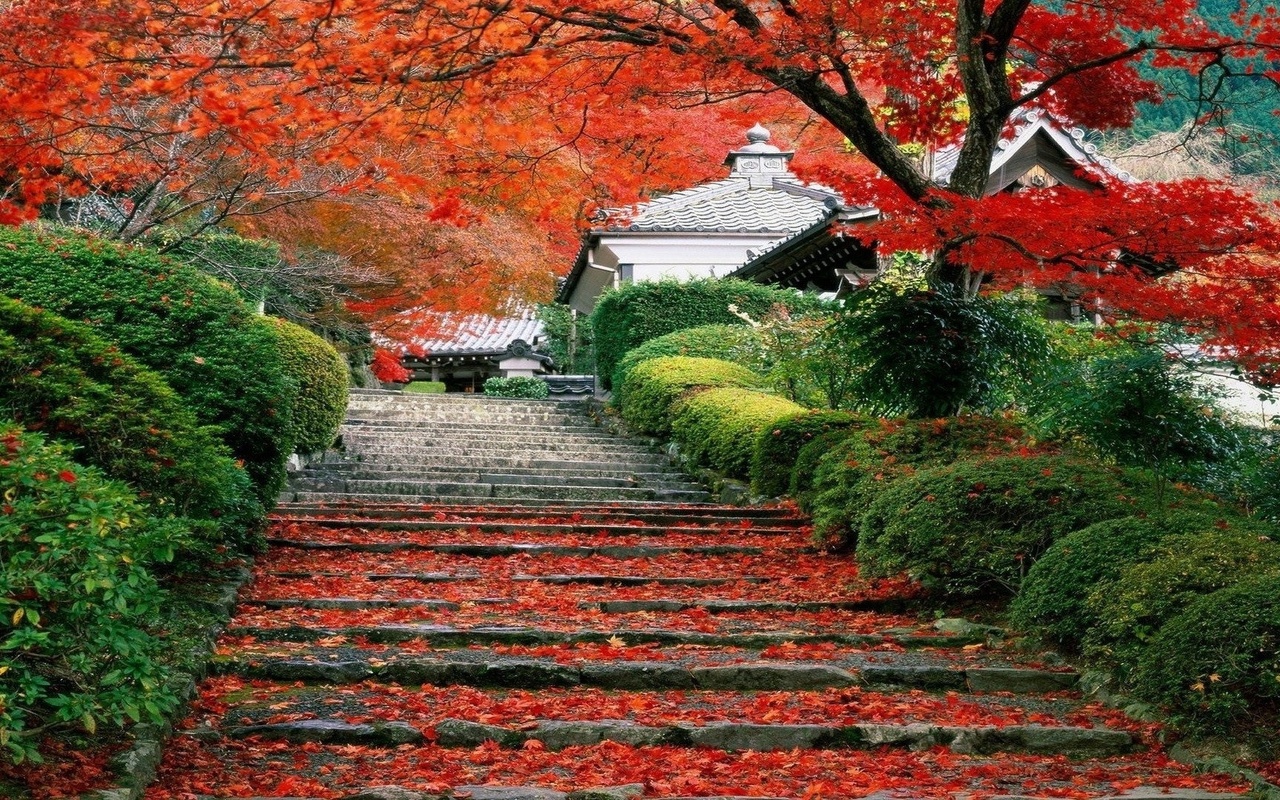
xmin=0 ymin=0 xmax=1278 ymax=359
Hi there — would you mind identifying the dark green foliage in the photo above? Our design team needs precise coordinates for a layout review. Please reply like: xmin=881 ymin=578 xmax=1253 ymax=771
xmin=750 ymin=410 xmax=874 ymax=498
xmin=404 ymin=381 xmax=447 ymax=394
xmin=1134 ymin=574 xmax=1280 ymax=735
xmin=615 ymin=357 xmax=763 ymax=436
xmin=0 ymin=226 xmax=297 ymax=503
xmin=792 ymin=428 xmax=866 ymax=509
xmin=834 ymin=284 xmax=1050 ymax=417
xmin=1085 ymin=527 xmax=1280 ymax=667
xmin=0 ymin=296 xmax=263 ymax=550
xmin=0 ymin=426 xmax=183 ymax=763
xmin=536 ymin=303 xmax=594 ymax=374
xmin=265 ymin=317 xmax=350 ymax=454
xmin=671 ymin=388 xmax=806 ymax=478
xmin=611 ymin=324 xmax=764 ymax=396
xmin=1009 ymin=511 xmax=1247 ymax=650
xmin=483 ymin=376 xmax=550 ymax=399
xmin=590 ymin=278 xmax=822 ymax=389
xmin=808 ymin=415 xmax=1038 ymax=546
xmin=857 ymin=455 xmax=1149 ymax=596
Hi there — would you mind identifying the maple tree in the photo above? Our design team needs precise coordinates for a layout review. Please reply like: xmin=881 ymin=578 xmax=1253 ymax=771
xmin=0 ymin=0 xmax=1278 ymax=363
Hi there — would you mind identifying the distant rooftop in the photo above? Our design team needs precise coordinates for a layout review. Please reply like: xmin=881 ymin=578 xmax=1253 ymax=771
xmin=402 ymin=312 xmax=545 ymax=358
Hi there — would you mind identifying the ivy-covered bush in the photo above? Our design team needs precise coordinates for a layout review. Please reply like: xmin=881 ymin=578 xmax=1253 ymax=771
xmin=808 ymin=415 xmax=1040 ymax=546
xmin=591 ymin=278 xmax=822 ymax=389
xmin=483 ymin=376 xmax=550 ymax=399
xmin=0 ymin=296 xmax=263 ymax=550
xmin=857 ymin=455 xmax=1151 ymax=596
xmin=1133 ymin=574 xmax=1280 ymax=735
xmin=0 ymin=225 xmax=296 ymax=503
xmin=1084 ymin=527 xmax=1280 ymax=667
xmin=1 ymin=426 xmax=183 ymax=763
xmin=750 ymin=410 xmax=874 ymax=498
xmin=404 ymin=381 xmax=447 ymax=394
xmin=265 ymin=317 xmax=349 ymax=454
xmin=615 ymin=357 xmax=763 ymax=436
xmin=670 ymin=388 xmax=806 ymax=478
xmin=611 ymin=324 xmax=765 ymax=398
xmin=1009 ymin=510 xmax=1245 ymax=650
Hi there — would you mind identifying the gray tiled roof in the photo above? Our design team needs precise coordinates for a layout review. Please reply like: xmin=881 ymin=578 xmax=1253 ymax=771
xmin=407 ymin=313 xmax=545 ymax=357
xmin=605 ymin=177 xmax=840 ymax=235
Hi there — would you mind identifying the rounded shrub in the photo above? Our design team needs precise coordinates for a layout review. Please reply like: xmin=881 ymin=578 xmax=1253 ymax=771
xmin=264 ymin=317 xmax=349 ymax=454
xmin=808 ymin=415 xmax=1041 ymax=546
xmin=404 ymin=381 xmax=447 ymax=394
xmin=1133 ymin=573 xmax=1280 ymax=734
xmin=611 ymin=324 xmax=764 ymax=399
xmin=792 ymin=427 xmax=867 ymax=509
xmin=1084 ymin=527 xmax=1280 ymax=667
xmin=857 ymin=454 xmax=1151 ymax=596
xmin=1009 ymin=510 xmax=1249 ymax=650
xmin=671 ymin=388 xmax=807 ymax=478
xmin=1 ymin=426 xmax=184 ymax=762
xmin=0 ymin=296 xmax=263 ymax=550
xmin=750 ymin=410 xmax=875 ymax=498
xmin=591 ymin=278 xmax=823 ymax=389
xmin=0 ymin=226 xmax=297 ymax=503
xmin=483 ymin=376 xmax=550 ymax=399
xmin=616 ymin=357 xmax=763 ymax=436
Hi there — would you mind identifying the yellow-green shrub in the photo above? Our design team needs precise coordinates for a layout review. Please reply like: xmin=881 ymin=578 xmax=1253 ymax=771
xmin=265 ymin=317 xmax=349 ymax=453
xmin=671 ymin=388 xmax=806 ymax=478
xmin=615 ymin=357 xmax=762 ymax=436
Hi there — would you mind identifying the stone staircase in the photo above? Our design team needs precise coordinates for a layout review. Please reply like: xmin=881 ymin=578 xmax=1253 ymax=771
xmin=282 ymin=388 xmax=711 ymax=505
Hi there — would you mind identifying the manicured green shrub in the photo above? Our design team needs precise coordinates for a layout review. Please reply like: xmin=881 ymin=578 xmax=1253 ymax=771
xmin=791 ymin=427 xmax=866 ymax=509
xmin=616 ymin=357 xmax=763 ymax=436
xmin=1084 ymin=527 xmax=1280 ymax=667
xmin=0 ymin=226 xmax=297 ymax=503
xmin=404 ymin=381 xmax=447 ymax=394
xmin=1 ymin=426 xmax=184 ymax=763
xmin=808 ymin=415 xmax=1040 ymax=546
xmin=750 ymin=410 xmax=875 ymax=498
xmin=265 ymin=317 xmax=349 ymax=453
xmin=857 ymin=455 xmax=1151 ymax=596
xmin=671 ymin=388 xmax=806 ymax=478
xmin=1133 ymin=574 xmax=1280 ymax=734
xmin=1009 ymin=510 xmax=1248 ymax=650
xmin=591 ymin=278 xmax=822 ymax=389
xmin=483 ymin=376 xmax=550 ymax=399
xmin=0 ymin=296 xmax=263 ymax=550
xmin=611 ymin=324 xmax=765 ymax=398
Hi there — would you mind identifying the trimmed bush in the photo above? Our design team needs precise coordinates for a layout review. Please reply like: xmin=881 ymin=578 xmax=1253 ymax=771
xmin=265 ymin=317 xmax=349 ymax=453
xmin=1084 ymin=527 xmax=1280 ymax=667
xmin=0 ymin=296 xmax=263 ymax=550
xmin=0 ymin=226 xmax=296 ymax=503
xmin=616 ymin=357 xmax=763 ymax=436
xmin=1009 ymin=510 xmax=1249 ymax=650
xmin=1133 ymin=574 xmax=1280 ymax=734
xmin=404 ymin=381 xmax=447 ymax=394
xmin=591 ymin=278 xmax=823 ymax=389
xmin=1 ymin=426 xmax=183 ymax=762
xmin=611 ymin=324 xmax=765 ymax=399
xmin=671 ymin=388 xmax=806 ymax=478
xmin=808 ymin=415 xmax=1040 ymax=546
xmin=792 ymin=427 xmax=867 ymax=508
xmin=750 ymin=410 xmax=875 ymax=498
xmin=483 ymin=376 xmax=550 ymax=399
xmin=857 ymin=455 xmax=1151 ymax=596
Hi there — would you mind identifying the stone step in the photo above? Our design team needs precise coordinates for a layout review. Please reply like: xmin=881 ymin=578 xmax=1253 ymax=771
xmin=280 ymin=481 xmax=710 ymax=503
xmin=337 ymin=439 xmax=663 ymax=458
xmin=272 ymin=502 xmax=804 ymax=523
xmin=280 ymin=491 xmax=718 ymax=505
xmin=240 ymin=596 xmax=898 ymax=614
xmin=265 ymin=539 xmax=767 ymax=557
xmin=299 ymin=464 xmax=690 ymax=485
xmin=344 ymin=417 xmax=605 ymax=433
xmin=306 ymin=453 xmax=674 ymax=472
xmin=342 ymin=425 xmax=619 ymax=444
xmin=225 ymin=717 xmax=1132 ymax=757
xmin=347 ymin=390 xmax=588 ymax=409
xmin=271 ymin=518 xmax=797 ymax=537
xmin=265 ymin=571 xmax=772 ymax=586
xmin=290 ymin=474 xmax=702 ymax=494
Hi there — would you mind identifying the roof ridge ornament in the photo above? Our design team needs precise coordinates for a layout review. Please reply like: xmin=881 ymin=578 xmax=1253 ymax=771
xmin=725 ymin=123 xmax=795 ymax=187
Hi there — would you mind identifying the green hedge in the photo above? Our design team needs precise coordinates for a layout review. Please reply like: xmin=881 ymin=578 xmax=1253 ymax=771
xmin=591 ymin=278 xmax=822 ymax=389
xmin=1008 ymin=511 xmax=1245 ymax=651
xmin=404 ymin=381 xmax=447 ymax=394
xmin=671 ymin=388 xmax=806 ymax=478
xmin=857 ymin=455 xmax=1151 ymax=596
xmin=808 ymin=415 xmax=1038 ymax=546
xmin=611 ymin=324 xmax=765 ymax=398
xmin=1 ymin=426 xmax=182 ymax=762
xmin=0 ymin=226 xmax=297 ymax=503
xmin=484 ymin=376 xmax=550 ymax=399
xmin=751 ymin=410 xmax=874 ymax=498
xmin=616 ymin=357 xmax=763 ymax=436
xmin=1084 ymin=527 xmax=1280 ymax=667
xmin=0 ymin=296 xmax=263 ymax=550
xmin=265 ymin=317 xmax=349 ymax=453
xmin=792 ymin=427 xmax=866 ymax=508
xmin=1133 ymin=573 xmax=1280 ymax=734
